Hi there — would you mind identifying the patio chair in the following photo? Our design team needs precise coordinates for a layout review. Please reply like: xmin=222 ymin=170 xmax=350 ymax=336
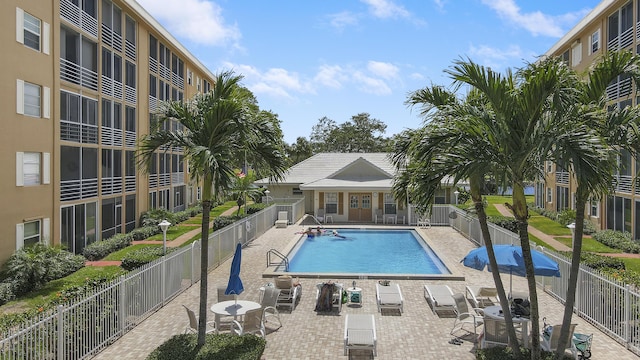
xmin=231 ymin=308 xmax=265 ymax=337
xmin=541 ymin=321 xmax=578 ymax=359
xmin=217 ymin=286 xmax=235 ymax=302
xmin=423 ymin=284 xmax=455 ymax=315
xmin=275 ymin=211 xmax=288 ymax=228
xmin=344 ymin=314 xmax=377 ymax=357
xmin=450 ymin=293 xmax=484 ymax=339
xmin=315 ymin=282 xmax=343 ymax=313
xmin=275 ymin=276 xmax=301 ymax=311
xmin=481 ymin=317 xmax=509 ymax=349
xmin=316 ymin=208 xmax=325 ymax=223
xmin=260 ymin=286 xmax=282 ymax=329
xmin=216 ymin=286 xmax=235 ymax=330
xmin=183 ymin=305 xmax=216 ymax=334
xmin=465 ymin=286 xmax=498 ymax=308
xmin=374 ymin=209 xmax=383 ymax=224
xmin=375 ymin=282 xmax=404 ymax=313
xmin=417 ymin=213 xmax=431 ymax=228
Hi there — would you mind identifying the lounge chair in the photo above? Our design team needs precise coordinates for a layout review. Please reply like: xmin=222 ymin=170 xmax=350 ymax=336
xmin=275 ymin=276 xmax=301 ymax=311
xmin=260 ymin=286 xmax=282 ymax=329
xmin=541 ymin=322 xmax=579 ymax=359
xmin=423 ymin=284 xmax=455 ymax=315
xmin=183 ymin=305 xmax=216 ymax=334
xmin=465 ymin=286 xmax=498 ymax=308
xmin=315 ymin=282 xmax=343 ymax=313
xmin=344 ymin=314 xmax=377 ymax=356
xmin=231 ymin=308 xmax=265 ymax=337
xmin=275 ymin=211 xmax=288 ymax=228
xmin=375 ymin=282 xmax=404 ymax=313
xmin=450 ymin=293 xmax=484 ymax=339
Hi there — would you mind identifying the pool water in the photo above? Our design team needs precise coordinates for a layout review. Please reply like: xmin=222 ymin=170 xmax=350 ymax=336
xmin=286 ymin=229 xmax=450 ymax=274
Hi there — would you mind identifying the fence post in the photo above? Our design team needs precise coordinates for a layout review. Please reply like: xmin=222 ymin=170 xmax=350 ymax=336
xmin=625 ymin=284 xmax=631 ymax=346
xmin=119 ymin=275 xmax=126 ymax=334
xmin=161 ymin=257 xmax=166 ymax=306
xmin=191 ymin=242 xmax=196 ymax=285
xmin=57 ymin=305 xmax=64 ymax=359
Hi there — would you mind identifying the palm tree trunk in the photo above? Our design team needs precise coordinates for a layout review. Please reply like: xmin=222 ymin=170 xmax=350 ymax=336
xmin=510 ymin=182 xmax=541 ymax=360
xmin=197 ymin=178 xmax=213 ymax=347
xmin=469 ymin=175 xmax=520 ymax=349
xmin=555 ymin=190 xmax=587 ymax=357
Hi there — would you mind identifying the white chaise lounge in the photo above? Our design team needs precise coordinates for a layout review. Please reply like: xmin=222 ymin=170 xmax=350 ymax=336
xmin=344 ymin=314 xmax=377 ymax=357
xmin=423 ymin=284 xmax=455 ymax=315
xmin=275 ymin=211 xmax=288 ymax=228
xmin=375 ymin=283 xmax=404 ymax=313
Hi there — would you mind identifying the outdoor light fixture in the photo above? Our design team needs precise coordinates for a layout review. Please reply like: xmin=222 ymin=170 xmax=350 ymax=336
xmin=567 ymin=222 xmax=576 ymax=249
xmin=454 ymin=190 xmax=460 ymax=205
xmin=265 ymin=189 xmax=270 ymax=205
xmin=159 ymin=219 xmax=171 ymax=255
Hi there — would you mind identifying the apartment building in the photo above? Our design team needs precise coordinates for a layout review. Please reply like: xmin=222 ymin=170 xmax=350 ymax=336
xmin=1 ymin=0 xmax=215 ymax=264
xmin=538 ymin=0 xmax=640 ymax=238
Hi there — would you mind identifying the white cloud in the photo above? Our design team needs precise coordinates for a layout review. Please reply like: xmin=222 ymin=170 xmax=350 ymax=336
xmin=360 ymin=0 xmax=410 ymax=19
xmin=433 ymin=0 xmax=446 ymax=11
xmin=481 ymin=0 xmax=581 ymax=37
xmin=367 ymin=61 xmax=399 ymax=80
xmin=328 ymin=11 xmax=360 ymax=30
xmin=137 ymin=0 xmax=240 ymax=46
xmin=410 ymin=72 xmax=425 ymax=80
xmin=468 ymin=44 xmax=526 ymax=70
xmin=353 ymin=71 xmax=392 ymax=95
xmin=315 ymin=65 xmax=348 ymax=89
xmin=223 ymin=63 xmax=315 ymax=101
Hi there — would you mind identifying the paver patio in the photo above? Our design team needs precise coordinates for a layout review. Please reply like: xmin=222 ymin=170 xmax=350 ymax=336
xmin=92 ymin=221 xmax=636 ymax=359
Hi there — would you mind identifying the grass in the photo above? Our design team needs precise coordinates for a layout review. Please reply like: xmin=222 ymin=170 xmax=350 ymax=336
xmin=146 ymin=225 xmax=198 ymax=241
xmin=183 ymin=201 xmax=238 ymax=224
xmin=621 ymin=258 xmax=640 ymax=273
xmin=103 ymin=244 xmax=163 ymax=261
xmin=553 ymin=236 xmax=621 ymax=253
xmin=1 ymin=266 xmax=124 ymax=312
xmin=527 ymin=215 xmax=572 ymax=236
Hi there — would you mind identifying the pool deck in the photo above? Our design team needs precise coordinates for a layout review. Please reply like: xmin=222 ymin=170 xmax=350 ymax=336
xmin=92 ymin=221 xmax=636 ymax=359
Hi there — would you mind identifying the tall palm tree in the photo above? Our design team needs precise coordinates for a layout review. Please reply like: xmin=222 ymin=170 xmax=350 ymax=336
xmin=138 ymin=70 xmax=287 ymax=346
xmin=446 ymin=57 xmax=578 ymax=359
xmin=550 ymin=50 xmax=640 ymax=356
xmin=391 ymin=99 xmax=521 ymax=350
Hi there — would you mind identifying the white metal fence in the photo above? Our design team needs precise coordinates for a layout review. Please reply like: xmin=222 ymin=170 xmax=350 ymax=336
xmin=0 ymin=199 xmax=304 ymax=360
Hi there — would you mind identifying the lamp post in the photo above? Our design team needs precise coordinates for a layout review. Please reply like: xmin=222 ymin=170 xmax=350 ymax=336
xmin=159 ymin=219 xmax=171 ymax=255
xmin=454 ymin=190 xmax=460 ymax=205
xmin=567 ymin=222 xmax=576 ymax=249
xmin=265 ymin=189 xmax=270 ymax=205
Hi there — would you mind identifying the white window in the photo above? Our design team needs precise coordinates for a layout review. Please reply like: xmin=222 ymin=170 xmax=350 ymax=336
xmin=16 ymin=152 xmax=50 ymax=186
xmin=325 ymin=192 xmax=338 ymax=214
xmin=16 ymin=218 xmax=49 ymax=249
xmin=197 ymin=77 xmax=201 ymax=92
xmin=187 ymin=70 xmax=193 ymax=85
xmin=546 ymin=187 xmax=552 ymax=203
xmin=590 ymin=29 xmax=600 ymax=54
xmin=590 ymin=198 xmax=600 ymax=217
xmin=384 ymin=192 xmax=397 ymax=214
xmin=16 ymin=8 xmax=49 ymax=54
xmin=571 ymin=41 xmax=582 ymax=66
xmin=16 ymin=79 xmax=50 ymax=118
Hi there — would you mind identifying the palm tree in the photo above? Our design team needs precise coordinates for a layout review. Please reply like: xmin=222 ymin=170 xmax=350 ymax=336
xmin=138 ymin=70 xmax=287 ymax=346
xmin=394 ymin=87 xmax=520 ymax=350
xmin=446 ymin=57 xmax=578 ymax=359
xmin=550 ymin=50 xmax=640 ymax=356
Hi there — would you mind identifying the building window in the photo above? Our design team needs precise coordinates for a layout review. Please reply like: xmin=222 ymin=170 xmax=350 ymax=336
xmin=590 ymin=29 xmax=600 ymax=54
xmin=590 ymin=198 xmax=600 ymax=217
xmin=22 ymin=11 xmax=40 ymax=51
xmin=16 ymin=152 xmax=50 ymax=186
xmin=384 ymin=192 xmax=397 ymax=214
xmin=325 ymin=192 xmax=338 ymax=214
xmin=16 ymin=218 xmax=49 ymax=250
xmin=556 ymin=186 xmax=569 ymax=211
xmin=292 ymin=187 xmax=303 ymax=195
xmin=571 ymin=41 xmax=582 ymax=66
xmin=24 ymin=82 xmax=41 ymax=117
xmin=23 ymin=220 xmax=41 ymax=247
xmin=546 ymin=161 xmax=552 ymax=173
xmin=187 ymin=70 xmax=193 ymax=85
xmin=16 ymin=8 xmax=49 ymax=54
xmin=546 ymin=187 xmax=552 ymax=203
xmin=17 ymin=80 xmax=50 ymax=118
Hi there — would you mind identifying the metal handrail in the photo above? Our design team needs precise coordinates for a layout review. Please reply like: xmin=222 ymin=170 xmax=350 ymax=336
xmin=267 ymin=248 xmax=289 ymax=271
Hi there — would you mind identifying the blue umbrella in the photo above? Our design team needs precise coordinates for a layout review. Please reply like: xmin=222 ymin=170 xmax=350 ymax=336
xmin=225 ymin=242 xmax=244 ymax=306
xmin=462 ymin=244 xmax=560 ymax=293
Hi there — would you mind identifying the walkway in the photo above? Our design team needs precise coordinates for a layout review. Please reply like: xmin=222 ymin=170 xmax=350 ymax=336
xmin=91 ymin=223 xmax=636 ymax=359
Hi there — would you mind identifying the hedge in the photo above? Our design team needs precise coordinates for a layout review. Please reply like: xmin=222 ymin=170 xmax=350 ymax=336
xmin=120 ymin=247 xmax=175 ymax=271
xmin=592 ymin=229 xmax=640 ymax=254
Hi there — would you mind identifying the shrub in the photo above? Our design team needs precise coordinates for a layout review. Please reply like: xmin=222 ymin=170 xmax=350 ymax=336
xmin=592 ymin=230 xmax=640 ymax=253
xmin=147 ymin=333 xmax=266 ymax=360
xmin=128 ymin=225 xmax=162 ymax=241
xmin=140 ymin=208 xmax=176 ymax=228
xmin=0 ymin=281 xmax=16 ymax=305
xmin=556 ymin=209 xmax=576 ymax=226
xmin=487 ymin=215 xmax=519 ymax=233
xmin=83 ymin=233 xmax=132 ymax=261
xmin=213 ymin=216 xmax=243 ymax=231
xmin=120 ymin=247 xmax=173 ymax=271
xmin=476 ymin=346 xmax=573 ymax=360
xmin=245 ymin=204 xmax=267 ymax=214
xmin=576 ymin=252 xmax=625 ymax=271
xmin=47 ymin=248 xmax=85 ymax=280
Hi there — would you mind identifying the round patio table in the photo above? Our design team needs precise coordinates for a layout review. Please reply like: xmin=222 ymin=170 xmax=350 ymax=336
xmin=483 ymin=305 xmax=530 ymax=347
xmin=210 ymin=300 xmax=261 ymax=333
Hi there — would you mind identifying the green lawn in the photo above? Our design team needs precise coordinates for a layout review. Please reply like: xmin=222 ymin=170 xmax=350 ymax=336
xmin=183 ymin=201 xmax=238 ymax=224
xmin=146 ymin=225 xmax=198 ymax=241
xmin=621 ymin=258 xmax=640 ymax=273
xmin=553 ymin=236 xmax=621 ymax=253
xmin=527 ymin=215 xmax=572 ymax=236
xmin=103 ymin=244 xmax=162 ymax=261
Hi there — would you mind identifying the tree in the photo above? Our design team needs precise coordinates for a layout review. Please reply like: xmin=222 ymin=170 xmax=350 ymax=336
xmin=550 ymin=51 xmax=640 ymax=356
xmin=285 ymin=137 xmax=313 ymax=165
xmin=446 ymin=57 xmax=578 ymax=359
xmin=137 ymin=70 xmax=287 ymax=347
xmin=231 ymin=171 xmax=262 ymax=216
xmin=309 ymin=113 xmax=389 ymax=153
xmin=394 ymin=86 xmax=520 ymax=350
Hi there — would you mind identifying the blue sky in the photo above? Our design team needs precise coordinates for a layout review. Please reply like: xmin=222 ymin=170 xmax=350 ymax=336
xmin=137 ymin=0 xmax=601 ymax=144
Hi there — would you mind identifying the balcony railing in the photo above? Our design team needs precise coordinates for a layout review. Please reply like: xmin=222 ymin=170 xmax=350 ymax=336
xmin=608 ymin=27 xmax=634 ymax=51
xmin=60 ymin=178 xmax=98 ymax=201
xmin=102 ymin=75 xmax=113 ymax=97
xmin=606 ymin=76 xmax=633 ymax=101
xmin=171 ymin=172 xmax=185 ymax=185
xmin=160 ymin=64 xmax=171 ymax=80
xmin=60 ymin=0 xmax=98 ymax=38
xmin=60 ymin=121 xmax=98 ymax=144
xmin=615 ymin=175 xmax=633 ymax=193
xmin=125 ymin=130 xmax=136 ymax=148
xmin=149 ymin=57 xmax=158 ymax=73
xmin=125 ymin=40 xmax=136 ymax=60
xmin=149 ymin=174 xmax=158 ymax=189
xmin=101 ymin=177 xmax=123 ymax=196
xmin=125 ymin=175 xmax=136 ymax=193
xmin=149 ymin=95 xmax=158 ymax=112
xmin=555 ymin=172 xmax=569 ymax=185
xmin=159 ymin=173 xmax=171 ymax=187
xmin=125 ymin=85 xmax=136 ymax=104
xmin=101 ymin=127 xmax=123 ymax=147
xmin=172 ymin=73 xmax=184 ymax=90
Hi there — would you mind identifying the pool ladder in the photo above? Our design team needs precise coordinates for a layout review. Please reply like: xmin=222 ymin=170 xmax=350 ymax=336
xmin=267 ymin=249 xmax=289 ymax=271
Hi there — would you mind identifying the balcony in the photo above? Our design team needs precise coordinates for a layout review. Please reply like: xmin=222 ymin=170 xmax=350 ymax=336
xmin=60 ymin=121 xmax=98 ymax=144
xmin=125 ymin=175 xmax=136 ymax=193
xmin=60 ymin=0 xmax=98 ymax=38
xmin=101 ymin=177 xmax=123 ymax=196
xmin=125 ymin=85 xmax=136 ymax=104
xmin=60 ymin=178 xmax=98 ymax=201
xmin=101 ymin=126 xmax=123 ymax=147
xmin=125 ymin=130 xmax=136 ymax=148
xmin=125 ymin=40 xmax=136 ymax=60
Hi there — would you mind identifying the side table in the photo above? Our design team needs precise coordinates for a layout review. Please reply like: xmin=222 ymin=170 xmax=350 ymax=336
xmin=347 ymin=287 xmax=362 ymax=305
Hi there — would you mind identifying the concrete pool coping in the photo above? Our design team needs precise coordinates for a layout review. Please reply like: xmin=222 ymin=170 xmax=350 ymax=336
xmin=262 ymin=224 xmax=466 ymax=281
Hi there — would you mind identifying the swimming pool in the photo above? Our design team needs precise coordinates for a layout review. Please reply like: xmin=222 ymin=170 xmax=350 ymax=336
xmin=283 ymin=229 xmax=451 ymax=275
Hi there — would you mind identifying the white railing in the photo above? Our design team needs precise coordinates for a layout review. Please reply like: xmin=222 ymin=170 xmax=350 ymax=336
xmin=114 ymin=80 xmax=123 ymax=100
xmin=616 ymin=175 xmax=633 ymax=193
xmin=100 ymin=127 xmax=123 ymax=147
xmin=60 ymin=58 xmax=81 ymax=85
xmin=113 ymin=32 xmax=122 ymax=53
xmin=149 ymin=57 xmax=158 ymax=74
xmin=101 ymin=177 xmax=123 ymax=196
xmin=0 ymin=204 xmax=291 ymax=359
xmin=125 ymin=130 xmax=136 ymax=148
xmin=125 ymin=86 xmax=136 ymax=104
xmin=148 ymin=174 xmax=158 ymax=189
xmin=60 ymin=121 xmax=98 ymax=144
xmin=124 ymin=175 xmax=136 ymax=193
xmin=81 ymin=66 xmax=98 ymax=91
xmin=101 ymin=75 xmax=113 ymax=97
xmin=149 ymin=95 xmax=158 ymax=112
xmin=555 ymin=171 xmax=569 ymax=185
xmin=159 ymin=64 xmax=171 ymax=80
xmin=171 ymin=172 xmax=185 ymax=185
xmin=159 ymin=173 xmax=171 ymax=187
xmin=60 ymin=0 xmax=80 ymax=28
xmin=60 ymin=178 xmax=98 ymax=201
xmin=81 ymin=10 xmax=98 ymax=38
xmin=125 ymin=41 xmax=136 ymax=60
